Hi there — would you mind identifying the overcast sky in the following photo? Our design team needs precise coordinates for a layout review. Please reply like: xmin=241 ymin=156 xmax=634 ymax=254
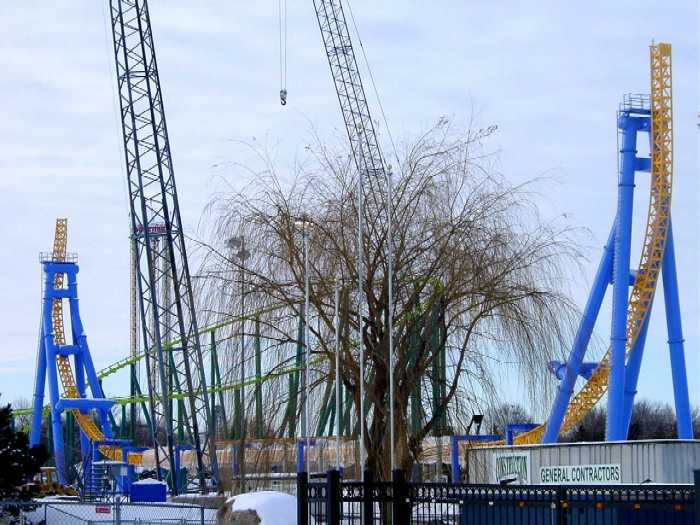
xmin=0 ymin=2 xmax=697 ymax=416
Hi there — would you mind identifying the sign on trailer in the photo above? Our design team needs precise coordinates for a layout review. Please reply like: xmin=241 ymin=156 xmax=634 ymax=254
xmin=493 ymin=452 xmax=530 ymax=484
xmin=540 ymin=463 xmax=621 ymax=485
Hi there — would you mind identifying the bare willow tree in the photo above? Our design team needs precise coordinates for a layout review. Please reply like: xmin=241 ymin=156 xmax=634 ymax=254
xmin=196 ymin=118 xmax=580 ymax=479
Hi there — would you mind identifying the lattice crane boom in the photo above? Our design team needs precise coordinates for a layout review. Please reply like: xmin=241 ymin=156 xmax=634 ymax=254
xmin=109 ymin=0 xmax=218 ymax=492
xmin=311 ymin=0 xmax=392 ymax=472
xmin=312 ymin=0 xmax=388 ymax=191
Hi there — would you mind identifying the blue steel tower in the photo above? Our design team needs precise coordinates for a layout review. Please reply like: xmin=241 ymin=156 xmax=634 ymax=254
xmin=542 ymin=43 xmax=692 ymax=443
xmin=29 ymin=219 xmax=140 ymax=486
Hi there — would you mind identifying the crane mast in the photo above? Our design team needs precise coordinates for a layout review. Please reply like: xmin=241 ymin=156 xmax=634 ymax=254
xmin=109 ymin=0 xmax=218 ymax=492
xmin=312 ymin=0 xmax=394 ymax=473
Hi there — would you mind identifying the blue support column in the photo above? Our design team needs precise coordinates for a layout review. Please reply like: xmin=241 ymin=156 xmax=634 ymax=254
xmin=30 ymin=338 xmax=47 ymax=447
xmin=450 ymin=436 xmax=459 ymax=483
xmin=41 ymin=268 xmax=67 ymax=483
xmin=620 ymin=312 xmax=651 ymax=434
xmin=296 ymin=440 xmax=306 ymax=473
xmin=607 ymin=114 xmax=646 ymax=441
xmin=543 ymin=226 xmax=615 ymax=443
xmin=661 ymin=224 xmax=693 ymax=438
xmin=80 ymin=432 xmax=90 ymax=468
xmin=75 ymin=352 xmax=86 ymax=398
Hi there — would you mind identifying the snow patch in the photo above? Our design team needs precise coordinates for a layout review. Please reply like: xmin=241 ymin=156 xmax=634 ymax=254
xmin=132 ymin=478 xmax=168 ymax=485
xmin=224 ymin=491 xmax=313 ymax=525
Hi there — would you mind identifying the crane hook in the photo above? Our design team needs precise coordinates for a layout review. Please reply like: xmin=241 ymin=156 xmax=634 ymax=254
xmin=280 ymin=89 xmax=287 ymax=106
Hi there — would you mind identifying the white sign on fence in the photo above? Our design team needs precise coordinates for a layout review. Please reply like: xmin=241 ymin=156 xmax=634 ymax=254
xmin=540 ymin=463 xmax=621 ymax=485
xmin=493 ymin=452 xmax=530 ymax=484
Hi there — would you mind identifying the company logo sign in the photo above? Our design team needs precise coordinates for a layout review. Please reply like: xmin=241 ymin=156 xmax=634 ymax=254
xmin=493 ymin=452 xmax=530 ymax=484
xmin=540 ymin=464 xmax=621 ymax=485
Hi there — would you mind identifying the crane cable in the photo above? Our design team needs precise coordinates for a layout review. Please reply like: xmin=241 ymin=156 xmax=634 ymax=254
xmin=279 ymin=0 xmax=288 ymax=105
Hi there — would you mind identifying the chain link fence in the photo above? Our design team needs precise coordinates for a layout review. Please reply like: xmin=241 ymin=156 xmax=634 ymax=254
xmin=0 ymin=500 xmax=216 ymax=525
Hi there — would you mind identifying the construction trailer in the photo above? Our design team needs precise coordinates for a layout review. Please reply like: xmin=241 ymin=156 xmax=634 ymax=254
xmin=462 ymin=439 xmax=700 ymax=485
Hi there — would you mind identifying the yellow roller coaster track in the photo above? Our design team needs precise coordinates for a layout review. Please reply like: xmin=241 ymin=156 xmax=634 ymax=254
xmin=50 ymin=218 xmax=142 ymax=465
xmin=511 ymin=43 xmax=673 ymax=445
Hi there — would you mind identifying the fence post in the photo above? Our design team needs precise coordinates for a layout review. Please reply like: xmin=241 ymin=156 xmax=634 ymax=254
xmin=555 ymin=486 xmax=566 ymax=525
xmin=297 ymin=471 xmax=309 ymax=525
xmin=115 ymin=498 xmax=121 ymax=525
xmin=200 ymin=505 xmax=205 ymax=525
xmin=326 ymin=469 xmax=341 ymax=525
xmin=362 ymin=470 xmax=374 ymax=525
xmin=392 ymin=469 xmax=409 ymax=524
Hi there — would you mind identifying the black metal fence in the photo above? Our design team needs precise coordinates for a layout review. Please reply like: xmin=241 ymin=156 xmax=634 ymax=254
xmin=297 ymin=470 xmax=697 ymax=525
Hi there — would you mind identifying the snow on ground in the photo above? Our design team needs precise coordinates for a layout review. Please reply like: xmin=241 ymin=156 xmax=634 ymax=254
xmin=19 ymin=491 xmax=311 ymax=525
xmin=21 ymin=499 xmax=217 ymax=525
xmin=225 ymin=491 xmax=314 ymax=525
xmin=411 ymin=502 xmax=460 ymax=524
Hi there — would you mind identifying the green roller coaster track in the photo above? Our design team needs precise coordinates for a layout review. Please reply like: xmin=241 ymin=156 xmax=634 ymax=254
xmin=19 ymin=293 xmax=449 ymax=445
xmin=14 ymin=306 xmax=312 ymax=418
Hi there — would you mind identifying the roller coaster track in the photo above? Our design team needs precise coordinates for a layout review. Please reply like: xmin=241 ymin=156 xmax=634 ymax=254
xmin=50 ymin=219 xmax=142 ymax=465
xmin=512 ymin=43 xmax=673 ymax=445
xmin=12 ymin=300 xmax=308 ymax=416
xmin=18 ymin=355 xmax=322 ymax=419
xmin=96 ymin=304 xmax=284 ymax=380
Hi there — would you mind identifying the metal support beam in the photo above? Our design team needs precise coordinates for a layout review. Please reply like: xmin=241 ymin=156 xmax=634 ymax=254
xmin=255 ymin=318 xmax=263 ymax=438
xmin=607 ymin=113 xmax=646 ymax=440
xmin=620 ymin=311 xmax=652 ymax=434
xmin=543 ymin=226 xmax=615 ymax=443
xmin=661 ymin=224 xmax=693 ymax=438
